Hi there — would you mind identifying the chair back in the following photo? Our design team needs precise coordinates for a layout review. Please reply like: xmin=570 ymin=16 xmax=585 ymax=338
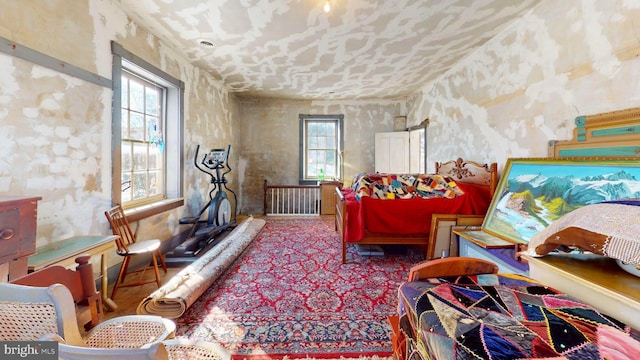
xmin=105 ymin=204 xmax=137 ymax=254
xmin=408 ymin=257 xmax=499 ymax=281
xmin=0 ymin=283 xmax=85 ymax=345
xmin=0 ymin=283 xmax=174 ymax=360
xmin=57 ymin=341 xmax=168 ymax=360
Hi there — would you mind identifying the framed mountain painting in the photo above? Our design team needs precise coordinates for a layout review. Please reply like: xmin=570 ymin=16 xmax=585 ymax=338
xmin=483 ymin=157 xmax=640 ymax=244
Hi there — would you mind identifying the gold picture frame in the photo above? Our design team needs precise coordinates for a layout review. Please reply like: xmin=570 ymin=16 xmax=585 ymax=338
xmin=428 ymin=214 xmax=484 ymax=259
xmin=483 ymin=157 xmax=640 ymax=244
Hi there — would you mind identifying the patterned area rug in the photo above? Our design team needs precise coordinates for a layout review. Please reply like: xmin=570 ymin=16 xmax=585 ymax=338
xmin=175 ymin=217 xmax=424 ymax=359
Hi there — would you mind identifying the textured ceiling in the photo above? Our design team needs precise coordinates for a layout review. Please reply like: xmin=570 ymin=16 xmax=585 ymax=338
xmin=116 ymin=0 xmax=541 ymax=100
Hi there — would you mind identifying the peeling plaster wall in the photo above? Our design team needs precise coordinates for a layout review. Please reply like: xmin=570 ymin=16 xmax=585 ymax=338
xmin=0 ymin=0 xmax=240 ymax=257
xmin=238 ymin=98 xmax=404 ymax=215
xmin=407 ymin=0 xmax=640 ymax=174
xmin=6 ymin=0 xmax=639 ymax=256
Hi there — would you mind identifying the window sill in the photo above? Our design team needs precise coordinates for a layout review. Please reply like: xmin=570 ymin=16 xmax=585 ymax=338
xmin=124 ymin=198 xmax=184 ymax=222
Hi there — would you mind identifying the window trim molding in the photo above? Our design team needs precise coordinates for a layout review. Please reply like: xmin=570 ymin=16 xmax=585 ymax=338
xmin=111 ymin=41 xmax=185 ymax=219
xmin=298 ymin=114 xmax=344 ymax=185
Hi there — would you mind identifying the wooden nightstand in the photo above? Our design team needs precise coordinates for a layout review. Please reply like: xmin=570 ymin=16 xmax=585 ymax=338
xmin=320 ymin=181 xmax=342 ymax=215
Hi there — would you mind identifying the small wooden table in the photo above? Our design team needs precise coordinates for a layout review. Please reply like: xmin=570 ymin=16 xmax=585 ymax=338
xmin=320 ymin=181 xmax=342 ymax=215
xmin=28 ymin=235 xmax=119 ymax=310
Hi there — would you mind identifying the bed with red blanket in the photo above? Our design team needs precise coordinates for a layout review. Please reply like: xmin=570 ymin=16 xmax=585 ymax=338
xmin=335 ymin=158 xmax=498 ymax=263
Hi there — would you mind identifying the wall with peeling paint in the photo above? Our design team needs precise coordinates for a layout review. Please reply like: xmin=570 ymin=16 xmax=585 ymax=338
xmin=0 ymin=0 xmax=240 ymax=272
xmin=237 ymin=98 xmax=405 ymax=215
xmin=407 ymin=0 xmax=640 ymax=173
xmin=3 ymin=0 xmax=640 ymax=272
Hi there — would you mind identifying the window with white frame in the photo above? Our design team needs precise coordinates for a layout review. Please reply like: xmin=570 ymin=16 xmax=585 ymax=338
xmin=299 ymin=114 xmax=344 ymax=184
xmin=112 ymin=42 xmax=184 ymax=215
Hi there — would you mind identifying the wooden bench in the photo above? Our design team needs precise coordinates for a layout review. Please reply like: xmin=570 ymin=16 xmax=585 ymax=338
xmin=11 ymin=255 xmax=103 ymax=331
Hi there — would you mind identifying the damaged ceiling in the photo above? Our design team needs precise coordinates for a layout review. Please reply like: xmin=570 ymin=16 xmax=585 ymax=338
xmin=116 ymin=0 xmax=542 ymax=100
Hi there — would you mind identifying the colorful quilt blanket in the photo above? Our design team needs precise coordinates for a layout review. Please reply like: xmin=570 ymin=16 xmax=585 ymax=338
xmin=351 ymin=173 xmax=464 ymax=200
xmin=397 ymin=274 xmax=639 ymax=359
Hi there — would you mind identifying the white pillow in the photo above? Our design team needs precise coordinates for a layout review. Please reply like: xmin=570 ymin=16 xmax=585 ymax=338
xmin=525 ymin=202 xmax=640 ymax=265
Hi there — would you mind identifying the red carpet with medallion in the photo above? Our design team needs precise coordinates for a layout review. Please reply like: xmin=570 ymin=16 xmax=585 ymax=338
xmin=175 ymin=217 xmax=423 ymax=359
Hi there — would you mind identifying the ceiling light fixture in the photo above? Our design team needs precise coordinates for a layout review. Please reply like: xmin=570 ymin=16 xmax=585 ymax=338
xmin=323 ymin=0 xmax=331 ymax=13
xmin=198 ymin=39 xmax=215 ymax=48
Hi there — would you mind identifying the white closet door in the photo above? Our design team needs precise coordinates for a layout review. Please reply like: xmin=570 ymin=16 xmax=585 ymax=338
xmin=409 ymin=128 xmax=425 ymax=174
xmin=375 ymin=132 xmax=409 ymax=173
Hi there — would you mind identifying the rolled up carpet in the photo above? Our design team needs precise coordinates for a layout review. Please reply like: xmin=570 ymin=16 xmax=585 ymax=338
xmin=137 ymin=216 xmax=266 ymax=318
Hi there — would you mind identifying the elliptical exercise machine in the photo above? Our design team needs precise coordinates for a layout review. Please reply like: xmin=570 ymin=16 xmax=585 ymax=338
xmin=170 ymin=144 xmax=237 ymax=258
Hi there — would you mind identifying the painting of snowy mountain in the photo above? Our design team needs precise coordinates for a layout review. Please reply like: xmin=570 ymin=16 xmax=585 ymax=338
xmin=483 ymin=159 xmax=640 ymax=244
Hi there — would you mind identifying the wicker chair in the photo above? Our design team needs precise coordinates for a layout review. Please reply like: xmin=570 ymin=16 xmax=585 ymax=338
xmin=0 ymin=283 xmax=174 ymax=359
xmin=0 ymin=282 xmax=230 ymax=360
xmin=163 ymin=339 xmax=230 ymax=360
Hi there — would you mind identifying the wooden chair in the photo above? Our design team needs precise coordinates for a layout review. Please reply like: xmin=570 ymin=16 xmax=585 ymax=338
xmin=408 ymin=256 xmax=499 ymax=281
xmin=104 ymin=204 xmax=167 ymax=299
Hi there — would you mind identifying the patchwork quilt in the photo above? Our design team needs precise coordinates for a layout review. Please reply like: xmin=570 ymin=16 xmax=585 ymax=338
xmin=351 ymin=173 xmax=464 ymax=200
xmin=397 ymin=274 xmax=639 ymax=360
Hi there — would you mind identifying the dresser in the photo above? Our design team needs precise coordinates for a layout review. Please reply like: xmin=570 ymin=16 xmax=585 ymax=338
xmin=0 ymin=196 xmax=41 ymax=281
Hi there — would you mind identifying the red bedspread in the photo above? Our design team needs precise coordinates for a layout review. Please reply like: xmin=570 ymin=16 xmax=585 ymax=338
xmin=342 ymin=183 xmax=492 ymax=242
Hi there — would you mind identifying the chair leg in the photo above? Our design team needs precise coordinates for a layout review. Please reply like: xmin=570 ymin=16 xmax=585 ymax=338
xmin=151 ymin=253 xmax=162 ymax=288
xmin=111 ymin=256 xmax=131 ymax=300
xmin=157 ymin=249 xmax=167 ymax=273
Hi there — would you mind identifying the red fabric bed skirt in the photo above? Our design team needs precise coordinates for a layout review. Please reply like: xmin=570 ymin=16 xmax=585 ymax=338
xmin=342 ymin=183 xmax=492 ymax=242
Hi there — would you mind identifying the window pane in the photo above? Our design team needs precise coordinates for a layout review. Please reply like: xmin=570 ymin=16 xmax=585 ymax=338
xmin=326 ymin=133 xmax=335 ymax=147
xmin=326 ymin=168 xmax=336 ymax=178
xmin=317 ymin=150 xmax=326 ymax=163
xmin=121 ymin=172 xmax=132 ymax=202
xmin=308 ymin=123 xmax=319 ymax=136
xmin=121 ymin=141 xmax=132 ymax=171
xmin=307 ymin=150 xmax=318 ymax=177
xmin=133 ymin=142 xmax=148 ymax=171
xmin=148 ymin=170 xmax=161 ymax=196
xmin=130 ymin=112 xmax=144 ymax=141
xmin=322 ymin=123 xmax=332 ymax=136
xmin=132 ymin=172 xmax=148 ymax=200
xmin=306 ymin=163 xmax=315 ymax=176
xmin=121 ymin=109 xmax=129 ymax=138
xmin=326 ymin=150 xmax=336 ymax=177
xmin=129 ymin=79 xmax=144 ymax=113
xmin=308 ymin=150 xmax=319 ymax=163
xmin=145 ymin=87 xmax=159 ymax=116
xmin=147 ymin=116 xmax=159 ymax=142
xmin=121 ymin=76 xmax=129 ymax=108
xmin=326 ymin=151 xmax=335 ymax=164
xmin=148 ymin=145 xmax=162 ymax=170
